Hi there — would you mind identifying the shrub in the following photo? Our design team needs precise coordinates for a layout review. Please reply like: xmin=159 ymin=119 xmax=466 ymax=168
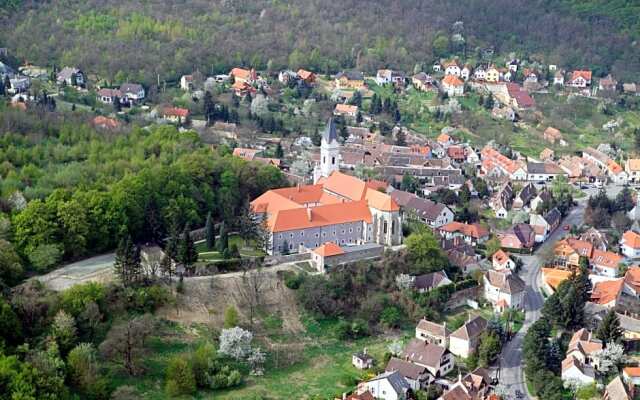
xmin=60 ymin=282 xmax=105 ymax=317
xmin=283 ymin=271 xmax=305 ymax=289
xmin=380 ymin=306 xmax=402 ymax=328
xmin=165 ymin=356 xmax=196 ymax=396
xmin=333 ymin=318 xmax=369 ymax=340
xmin=223 ymin=305 xmax=239 ymax=328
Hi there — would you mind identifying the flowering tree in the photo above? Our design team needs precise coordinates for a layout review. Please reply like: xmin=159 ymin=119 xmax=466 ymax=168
xmin=595 ymin=342 xmax=624 ymax=374
xmin=387 ymin=340 xmax=403 ymax=356
xmin=247 ymin=347 xmax=266 ymax=376
xmin=219 ymin=327 xmax=253 ymax=361
xmin=395 ymin=274 xmax=414 ymax=290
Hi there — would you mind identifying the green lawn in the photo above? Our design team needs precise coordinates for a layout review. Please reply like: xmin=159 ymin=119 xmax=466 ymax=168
xmin=194 ymin=234 xmax=265 ymax=260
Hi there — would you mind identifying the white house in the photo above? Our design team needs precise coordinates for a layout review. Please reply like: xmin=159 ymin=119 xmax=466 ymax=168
xmin=562 ymin=356 xmax=595 ymax=387
xmin=385 ymin=357 xmax=433 ymax=391
xmin=402 ymin=339 xmax=454 ymax=377
xmin=358 ymin=371 xmax=411 ymax=400
xmin=444 ymin=62 xmax=461 ymax=77
xmin=623 ymin=367 xmax=640 ymax=386
xmin=473 ymin=67 xmax=486 ymax=81
xmin=460 ymin=65 xmax=472 ymax=81
xmin=441 ymin=75 xmax=464 ymax=97
xmin=621 ymin=230 xmax=640 ymax=258
xmin=483 ymin=270 xmax=526 ymax=310
xmin=352 ymin=349 xmax=374 ymax=370
xmin=590 ymin=250 xmax=623 ymax=278
xmin=179 ymin=75 xmax=194 ymax=91
xmin=492 ymin=250 xmax=515 ymax=271
xmin=448 ymin=316 xmax=487 ymax=359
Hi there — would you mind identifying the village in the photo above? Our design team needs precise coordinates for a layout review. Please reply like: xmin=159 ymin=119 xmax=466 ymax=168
xmin=3 ymin=50 xmax=640 ymax=400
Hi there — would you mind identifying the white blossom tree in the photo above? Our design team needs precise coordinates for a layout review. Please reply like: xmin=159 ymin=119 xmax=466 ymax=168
xmin=395 ymin=274 xmax=414 ymax=291
xmin=595 ymin=342 xmax=624 ymax=374
xmin=247 ymin=347 xmax=266 ymax=376
xmin=387 ymin=340 xmax=403 ymax=356
xmin=219 ymin=327 xmax=253 ymax=361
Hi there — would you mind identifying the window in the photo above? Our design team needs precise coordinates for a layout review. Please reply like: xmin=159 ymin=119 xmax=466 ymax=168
xmin=290 ymin=233 xmax=294 ymax=238
xmin=349 ymin=228 xmax=353 ymax=233
xmin=322 ymin=156 xmax=325 ymax=164
xmin=332 ymin=231 xmax=336 ymax=236
xmin=331 ymin=156 xmax=335 ymax=164
xmin=342 ymin=229 xmax=345 ymax=234
xmin=289 ymin=243 xmax=293 ymax=250
xmin=383 ymin=221 xmax=388 ymax=234
xmin=300 ymin=231 xmax=304 ymax=237
xmin=315 ymin=233 xmax=319 ymax=238
xmin=322 ymin=232 xmax=326 ymax=237
xmin=279 ymin=234 xmax=283 ymax=239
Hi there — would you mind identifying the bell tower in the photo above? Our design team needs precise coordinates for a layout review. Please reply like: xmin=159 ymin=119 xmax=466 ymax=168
xmin=314 ymin=118 xmax=340 ymax=183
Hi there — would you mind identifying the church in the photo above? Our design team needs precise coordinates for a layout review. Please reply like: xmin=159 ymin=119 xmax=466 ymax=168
xmin=251 ymin=119 xmax=403 ymax=255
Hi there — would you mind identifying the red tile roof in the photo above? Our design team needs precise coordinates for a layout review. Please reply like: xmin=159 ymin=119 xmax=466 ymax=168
xmin=313 ymin=242 xmax=345 ymax=257
xmin=440 ymin=222 xmax=489 ymax=239
xmin=623 ymin=230 xmax=640 ymax=249
xmin=163 ymin=107 xmax=189 ymax=118
xmin=267 ymin=200 xmax=372 ymax=232
xmin=442 ymin=75 xmax=463 ymax=87
xmin=590 ymin=279 xmax=624 ymax=305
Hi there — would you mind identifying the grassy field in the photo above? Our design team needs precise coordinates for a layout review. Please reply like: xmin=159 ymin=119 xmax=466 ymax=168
xmin=112 ymin=314 xmax=413 ymax=399
xmin=195 ymin=234 xmax=265 ymax=261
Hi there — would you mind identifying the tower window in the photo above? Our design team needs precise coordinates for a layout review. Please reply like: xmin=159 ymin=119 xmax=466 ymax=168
xmin=331 ymin=156 xmax=335 ymax=164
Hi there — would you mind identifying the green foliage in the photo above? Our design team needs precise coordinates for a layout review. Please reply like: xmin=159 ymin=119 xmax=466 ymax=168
xmin=0 ymin=296 xmax=21 ymax=346
xmin=596 ymin=308 xmax=623 ymax=344
xmin=477 ymin=331 xmax=501 ymax=367
xmin=332 ymin=318 xmax=369 ymax=340
xmin=223 ymin=305 xmax=239 ymax=329
xmin=380 ymin=306 xmax=402 ymax=328
xmin=0 ymin=239 xmax=23 ymax=286
xmin=205 ymin=212 xmax=215 ymax=250
xmin=27 ymin=244 xmax=62 ymax=272
xmin=190 ymin=342 xmax=242 ymax=390
xmin=405 ymin=227 xmax=449 ymax=273
xmin=165 ymin=356 xmax=196 ymax=396
xmin=59 ymin=282 xmax=105 ymax=317
xmin=283 ymin=271 xmax=306 ymax=290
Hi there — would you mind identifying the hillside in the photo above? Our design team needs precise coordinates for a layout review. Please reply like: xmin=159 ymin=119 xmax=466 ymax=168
xmin=0 ymin=0 xmax=638 ymax=85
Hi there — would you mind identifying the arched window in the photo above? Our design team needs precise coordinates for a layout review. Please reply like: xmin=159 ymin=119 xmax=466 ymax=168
xmin=383 ymin=220 xmax=388 ymax=234
xmin=322 ymin=156 xmax=325 ymax=164
xmin=331 ymin=156 xmax=335 ymax=164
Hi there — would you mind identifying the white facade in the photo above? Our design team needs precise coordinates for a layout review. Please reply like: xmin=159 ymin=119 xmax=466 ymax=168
xmin=445 ymin=65 xmax=461 ymax=77
xmin=483 ymin=277 xmax=525 ymax=309
xmin=562 ymin=364 xmax=595 ymax=386
xmin=621 ymin=243 xmax=640 ymax=258
xmin=448 ymin=336 xmax=472 ymax=359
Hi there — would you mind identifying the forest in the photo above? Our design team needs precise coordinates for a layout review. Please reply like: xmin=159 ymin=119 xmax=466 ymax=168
xmin=0 ymin=104 xmax=286 ymax=282
xmin=0 ymin=0 xmax=638 ymax=86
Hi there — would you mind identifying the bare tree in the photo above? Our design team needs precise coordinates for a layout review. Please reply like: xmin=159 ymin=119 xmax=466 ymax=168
xmin=233 ymin=261 xmax=266 ymax=327
xmin=99 ymin=314 xmax=155 ymax=376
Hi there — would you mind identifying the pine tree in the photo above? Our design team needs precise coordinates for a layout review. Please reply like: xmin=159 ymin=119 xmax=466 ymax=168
xmin=178 ymin=226 xmax=198 ymax=273
xmin=165 ymin=225 xmax=179 ymax=261
xmin=160 ymin=254 xmax=174 ymax=282
xmin=574 ymin=264 xmax=592 ymax=304
xmin=238 ymin=202 xmax=258 ymax=244
xmin=114 ymin=234 xmax=140 ymax=287
xmin=395 ymin=130 xmax=407 ymax=146
xmin=203 ymin=91 xmax=215 ymax=125
xmin=596 ymin=309 xmax=623 ymax=345
xmin=275 ymin=143 xmax=284 ymax=158
xmin=205 ymin=212 xmax=215 ymax=250
xmin=311 ymin=127 xmax=321 ymax=146
xmin=217 ymin=221 xmax=229 ymax=252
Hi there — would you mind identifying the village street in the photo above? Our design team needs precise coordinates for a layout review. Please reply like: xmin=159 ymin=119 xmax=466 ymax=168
xmin=496 ymin=183 xmax=624 ymax=399
xmin=498 ymin=198 xmax=586 ymax=398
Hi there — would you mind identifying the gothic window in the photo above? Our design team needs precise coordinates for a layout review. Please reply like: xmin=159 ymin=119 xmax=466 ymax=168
xmin=323 ymin=156 xmax=325 ymax=164
xmin=383 ymin=220 xmax=388 ymax=234
xmin=331 ymin=156 xmax=335 ymax=164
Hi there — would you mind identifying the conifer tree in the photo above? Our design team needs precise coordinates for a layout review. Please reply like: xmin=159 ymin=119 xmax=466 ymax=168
xmin=596 ymin=309 xmax=623 ymax=345
xmin=205 ymin=212 xmax=215 ymax=250
xmin=178 ymin=226 xmax=198 ymax=273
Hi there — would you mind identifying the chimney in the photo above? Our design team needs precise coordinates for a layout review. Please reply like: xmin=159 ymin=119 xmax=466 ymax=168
xmin=307 ymin=208 xmax=312 ymax=221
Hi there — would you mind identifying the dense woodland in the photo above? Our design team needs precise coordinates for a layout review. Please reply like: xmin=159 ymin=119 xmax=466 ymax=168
xmin=0 ymin=0 xmax=639 ymax=85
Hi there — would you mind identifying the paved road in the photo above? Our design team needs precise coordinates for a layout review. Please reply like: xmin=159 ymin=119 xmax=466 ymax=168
xmin=497 ymin=198 xmax=587 ymax=398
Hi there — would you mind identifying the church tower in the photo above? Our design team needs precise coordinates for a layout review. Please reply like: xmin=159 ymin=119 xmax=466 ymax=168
xmin=314 ymin=118 xmax=340 ymax=183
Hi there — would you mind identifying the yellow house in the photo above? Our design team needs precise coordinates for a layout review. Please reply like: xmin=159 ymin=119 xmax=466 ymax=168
xmin=335 ymin=71 xmax=365 ymax=89
xmin=485 ymin=67 xmax=500 ymax=83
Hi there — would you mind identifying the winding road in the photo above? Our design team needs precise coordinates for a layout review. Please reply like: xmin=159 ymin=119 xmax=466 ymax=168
xmin=497 ymin=198 xmax=588 ymax=398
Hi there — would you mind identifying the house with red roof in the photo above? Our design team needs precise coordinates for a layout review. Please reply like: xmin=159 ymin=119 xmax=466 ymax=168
xmin=590 ymin=278 xmax=624 ymax=308
xmin=492 ymin=250 xmax=515 ymax=271
xmin=621 ymin=230 xmax=640 ymax=258
xmin=567 ymin=70 xmax=592 ymax=88
xmin=441 ymin=75 xmax=464 ymax=97
xmin=251 ymin=121 xmax=401 ymax=254
xmin=437 ymin=222 xmax=489 ymax=247
xmin=161 ymin=106 xmax=190 ymax=124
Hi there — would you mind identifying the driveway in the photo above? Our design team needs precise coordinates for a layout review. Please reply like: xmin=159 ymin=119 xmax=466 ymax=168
xmin=497 ymin=198 xmax=587 ymax=398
